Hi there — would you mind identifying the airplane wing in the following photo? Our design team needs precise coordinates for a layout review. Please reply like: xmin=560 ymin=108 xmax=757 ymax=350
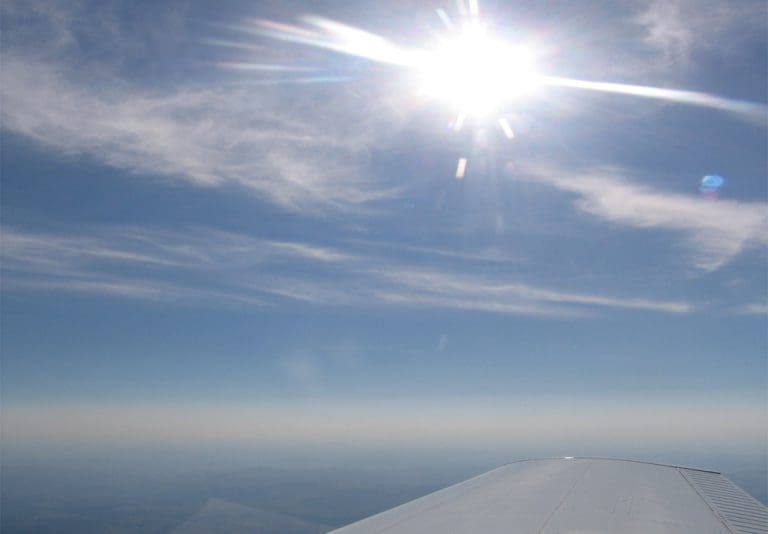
xmin=330 ymin=457 xmax=768 ymax=533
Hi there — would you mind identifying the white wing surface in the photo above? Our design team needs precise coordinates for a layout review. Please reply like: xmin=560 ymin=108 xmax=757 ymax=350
xmin=330 ymin=457 xmax=768 ymax=533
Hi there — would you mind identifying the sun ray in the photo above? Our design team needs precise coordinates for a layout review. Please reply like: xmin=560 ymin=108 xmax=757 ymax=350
xmin=453 ymin=112 xmax=467 ymax=132
xmin=219 ymin=8 xmax=766 ymax=123
xmin=205 ymin=39 xmax=264 ymax=51
xmin=468 ymin=0 xmax=479 ymax=17
xmin=209 ymin=1 xmax=767 ymax=181
xmin=218 ymin=62 xmax=318 ymax=72
xmin=541 ymin=76 xmax=768 ymax=120
xmin=240 ymin=10 xmax=766 ymax=121
xmin=455 ymin=157 xmax=468 ymax=179
xmin=498 ymin=117 xmax=515 ymax=139
xmin=435 ymin=9 xmax=454 ymax=30
xmin=239 ymin=76 xmax=354 ymax=86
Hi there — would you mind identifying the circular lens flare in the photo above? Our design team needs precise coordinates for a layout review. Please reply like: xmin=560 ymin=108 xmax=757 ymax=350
xmin=419 ymin=25 xmax=538 ymax=117
xmin=701 ymin=174 xmax=725 ymax=190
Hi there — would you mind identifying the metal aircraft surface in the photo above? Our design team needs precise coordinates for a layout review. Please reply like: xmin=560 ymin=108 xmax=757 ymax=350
xmin=331 ymin=457 xmax=768 ymax=533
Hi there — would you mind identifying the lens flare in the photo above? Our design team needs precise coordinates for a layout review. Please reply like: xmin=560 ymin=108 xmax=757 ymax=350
xmin=210 ymin=0 xmax=768 ymax=180
xmin=700 ymin=174 xmax=725 ymax=199
xmin=216 ymin=5 xmax=767 ymax=122
xmin=701 ymin=175 xmax=725 ymax=190
xmin=541 ymin=76 xmax=767 ymax=121
xmin=498 ymin=117 xmax=515 ymax=139
xmin=455 ymin=157 xmax=468 ymax=178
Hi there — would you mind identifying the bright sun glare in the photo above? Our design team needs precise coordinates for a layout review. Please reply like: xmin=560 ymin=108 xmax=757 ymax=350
xmin=233 ymin=4 xmax=767 ymax=140
xmin=418 ymin=24 xmax=539 ymax=118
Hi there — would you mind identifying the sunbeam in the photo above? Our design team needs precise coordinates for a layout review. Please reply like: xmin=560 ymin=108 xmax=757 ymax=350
xmin=208 ymin=0 xmax=767 ymax=180
xmin=541 ymin=76 xmax=768 ymax=121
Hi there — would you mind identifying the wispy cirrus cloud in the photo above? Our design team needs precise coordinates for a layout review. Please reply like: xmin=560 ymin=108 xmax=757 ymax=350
xmin=375 ymin=269 xmax=692 ymax=314
xmin=0 ymin=0 xmax=407 ymax=212
xmin=519 ymin=165 xmax=768 ymax=272
xmin=734 ymin=303 xmax=768 ymax=316
xmin=1 ymin=227 xmax=349 ymax=272
xmin=636 ymin=0 xmax=766 ymax=69
xmin=0 ymin=226 xmax=348 ymax=306
xmin=3 ymin=0 xmax=764 ymax=216
xmin=2 ymin=225 xmax=695 ymax=316
xmin=1 ymin=55 xmax=398 ymax=211
xmin=4 ymin=277 xmax=268 ymax=307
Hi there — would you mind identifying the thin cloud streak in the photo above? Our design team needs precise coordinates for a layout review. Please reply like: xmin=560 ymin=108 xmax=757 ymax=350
xmin=379 ymin=269 xmax=692 ymax=313
xmin=0 ymin=2 xmax=402 ymax=214
xmin=373 ymin=291 xmax=581 ymax=317
xmin=0 ymin=54 xmax=398 ymax=212
xmin=2 ymin=277 xmax=268 ymax=307
xmin=734 ymin=303 xmax=768 ymax=316
xmin=1 ymin=226 xmax=344 ymax=306
xmin=2 ymin=226 xmax=696 ymax=316
xmin=518 ymin=165 xmax=768 ymax=272
xmin=1 ymin=227 xmax=350 ymax=271
xmin=3 ymin=1 xmax=764 ymax=217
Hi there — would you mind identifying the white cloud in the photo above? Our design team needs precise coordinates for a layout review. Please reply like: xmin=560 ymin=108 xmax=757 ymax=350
xmin=1 ymin=0 xmax=83 ymax=52
xmin=1 ymin=226 xmax=349 ymax=272
xmin=0 ymin=2 xmax=399 ymax=215
xmin=0 ymin=226 xmax=346 ymax=306
xmin=268 ymin=241 xmax=352 ymax=263
xmin=1 ymin=276 xmax=266 ymax=307
xmin=734 ymin=303 xmax=768 ymax=316
xmin=1 ymin=54 xmax=398 ymax=211
xmin=373 ymin=290 xmax=581 ymax=317
xmin=3 ymin=0 xmax=764 ymax=216
xmin=636 ymin=0 xmax=766 ymax=68
xmin=2 ymin=225 xmax=696 ymax=316
xmin=378 ymin=268 xmax=692 ymax=313
xmin=520 ymin=166 xmax=768 ymax=272
xmin=246 ymin=267 xmax=693 ymax=316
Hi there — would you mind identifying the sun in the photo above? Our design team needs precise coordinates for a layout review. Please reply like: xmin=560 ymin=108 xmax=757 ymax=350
xmin=417 ymin=24 xmax=539 ymax=118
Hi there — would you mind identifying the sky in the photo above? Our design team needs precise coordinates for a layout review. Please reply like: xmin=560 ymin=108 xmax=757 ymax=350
xmin=1 ymin=0 xmax=767 ymax=474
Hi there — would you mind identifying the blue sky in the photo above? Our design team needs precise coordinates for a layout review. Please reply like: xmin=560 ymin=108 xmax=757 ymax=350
xmin=1 ymin=0 xmax=766 ymax=461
